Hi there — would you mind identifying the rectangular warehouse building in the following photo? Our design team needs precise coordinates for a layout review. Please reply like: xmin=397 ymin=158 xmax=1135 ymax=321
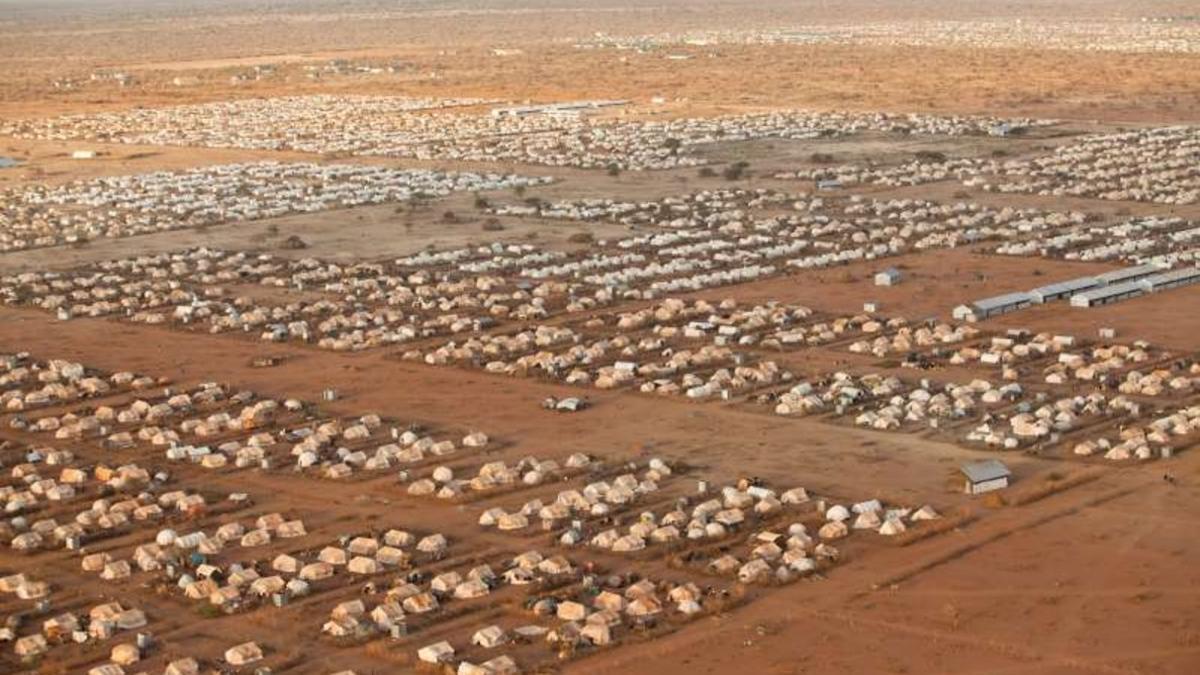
xmin=1094 ymin=263 xmax=1167 ymax=286
xmin=1139 ymin=266 xmax=1200 ymax=293
xmin=1070 ymin=281 xmax=1146 ymax=308
xmin=952 ymin=292 xmax=1033 ymax=322
xmin=1029 ymin=276 xmax=1102 ymax=304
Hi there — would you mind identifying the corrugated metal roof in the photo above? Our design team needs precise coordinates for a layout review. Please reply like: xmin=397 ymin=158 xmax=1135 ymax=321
xmin=1095 ymin=263 xmax=1166 ymax=285
xmin=961 ymin=459 xmax=1011 ymax=483
xmin=1030 ymin=276 xmax=1100 ymax=297
xmin=1141 ymin=266 xmax=1200 ymax=289
xmin=973 ymin=292 xmax=1032 ymax=312
xmin=1071 ymin=281 xmax=1145 ymax=304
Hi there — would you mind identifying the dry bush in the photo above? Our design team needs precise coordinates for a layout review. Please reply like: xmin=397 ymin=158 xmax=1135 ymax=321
xmin=365 ymin=640 xmax=411 ymax=664
xmin=279 ymin=235 xmax=308 ymax=250
xmin=273 ymin=652 xmax=309 ymax=671
xmin=981 ymin=491 xmax=1007 ymax=509
xmin=1007 ymin=470 xmax=1102 ymax=506
xmin=889 ymin=510 xmax=976 ymax=547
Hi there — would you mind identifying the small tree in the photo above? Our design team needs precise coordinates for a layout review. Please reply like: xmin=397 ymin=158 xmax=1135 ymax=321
xmin=280 ymin=235 xmax=308 ymax=250
xmin=722 ymin=161 xmax=750 ymax=181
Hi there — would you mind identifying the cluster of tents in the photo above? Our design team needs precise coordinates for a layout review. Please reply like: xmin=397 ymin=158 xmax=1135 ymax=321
xmin=980 ymin=127 xmax=1200 ymax=205
xmin=0 ymin=354 xmax=152 ymax=413
xmin=0 ymin=96 xmax=1058 ymax=171
xmin=0 ymin=161 xmax=551 ymax=252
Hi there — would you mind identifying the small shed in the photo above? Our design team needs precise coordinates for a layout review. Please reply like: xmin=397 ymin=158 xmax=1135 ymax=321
xmin=874 ymin=268 xmax=901 ymax=287
xmin=961 ymin=460 xmax=1011 ymax=495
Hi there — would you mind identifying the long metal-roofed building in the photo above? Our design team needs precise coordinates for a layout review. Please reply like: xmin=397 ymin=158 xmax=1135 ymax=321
xmin=1138 ymin=266 xmax=1200 ymax=293
xmin=1094 ymin=263 xmax=1168 ymax=287
xmin=1029 ymin=276 xmax=1102 ymax=304
xmin=951 ymin=263 xmax=1187 ymax=319
xmin=1069 ymin=281 xmax=1146 ymax=308
xmin=952 ymin=291 xmax=1033 ymax=322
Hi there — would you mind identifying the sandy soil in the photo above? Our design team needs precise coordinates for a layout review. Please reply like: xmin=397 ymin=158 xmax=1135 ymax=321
xmin=1 ymin=1 xmax=1199 ymax=674
xmin=573 ymin=466 xmax=1200 ymax=675
xmin=2 ymin=1 xmax=1200 ymax=123
xmin=2 ymin=253 xmax=1198 ymax=673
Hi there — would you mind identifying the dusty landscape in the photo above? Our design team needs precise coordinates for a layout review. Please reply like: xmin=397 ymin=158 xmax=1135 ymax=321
xmin=0 ymin=1 xmax=1198 ymax=674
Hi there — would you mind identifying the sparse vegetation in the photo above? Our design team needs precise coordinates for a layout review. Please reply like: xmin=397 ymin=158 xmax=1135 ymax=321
xmin=722 ymin=161 xmax=750 ymax=180
xmin=279 ymin=234 xmax=308 ymax=249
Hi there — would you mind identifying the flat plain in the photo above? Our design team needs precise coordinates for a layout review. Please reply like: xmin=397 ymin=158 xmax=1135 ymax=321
xmin=0 ymin=1 xmax=1198 ymax=674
